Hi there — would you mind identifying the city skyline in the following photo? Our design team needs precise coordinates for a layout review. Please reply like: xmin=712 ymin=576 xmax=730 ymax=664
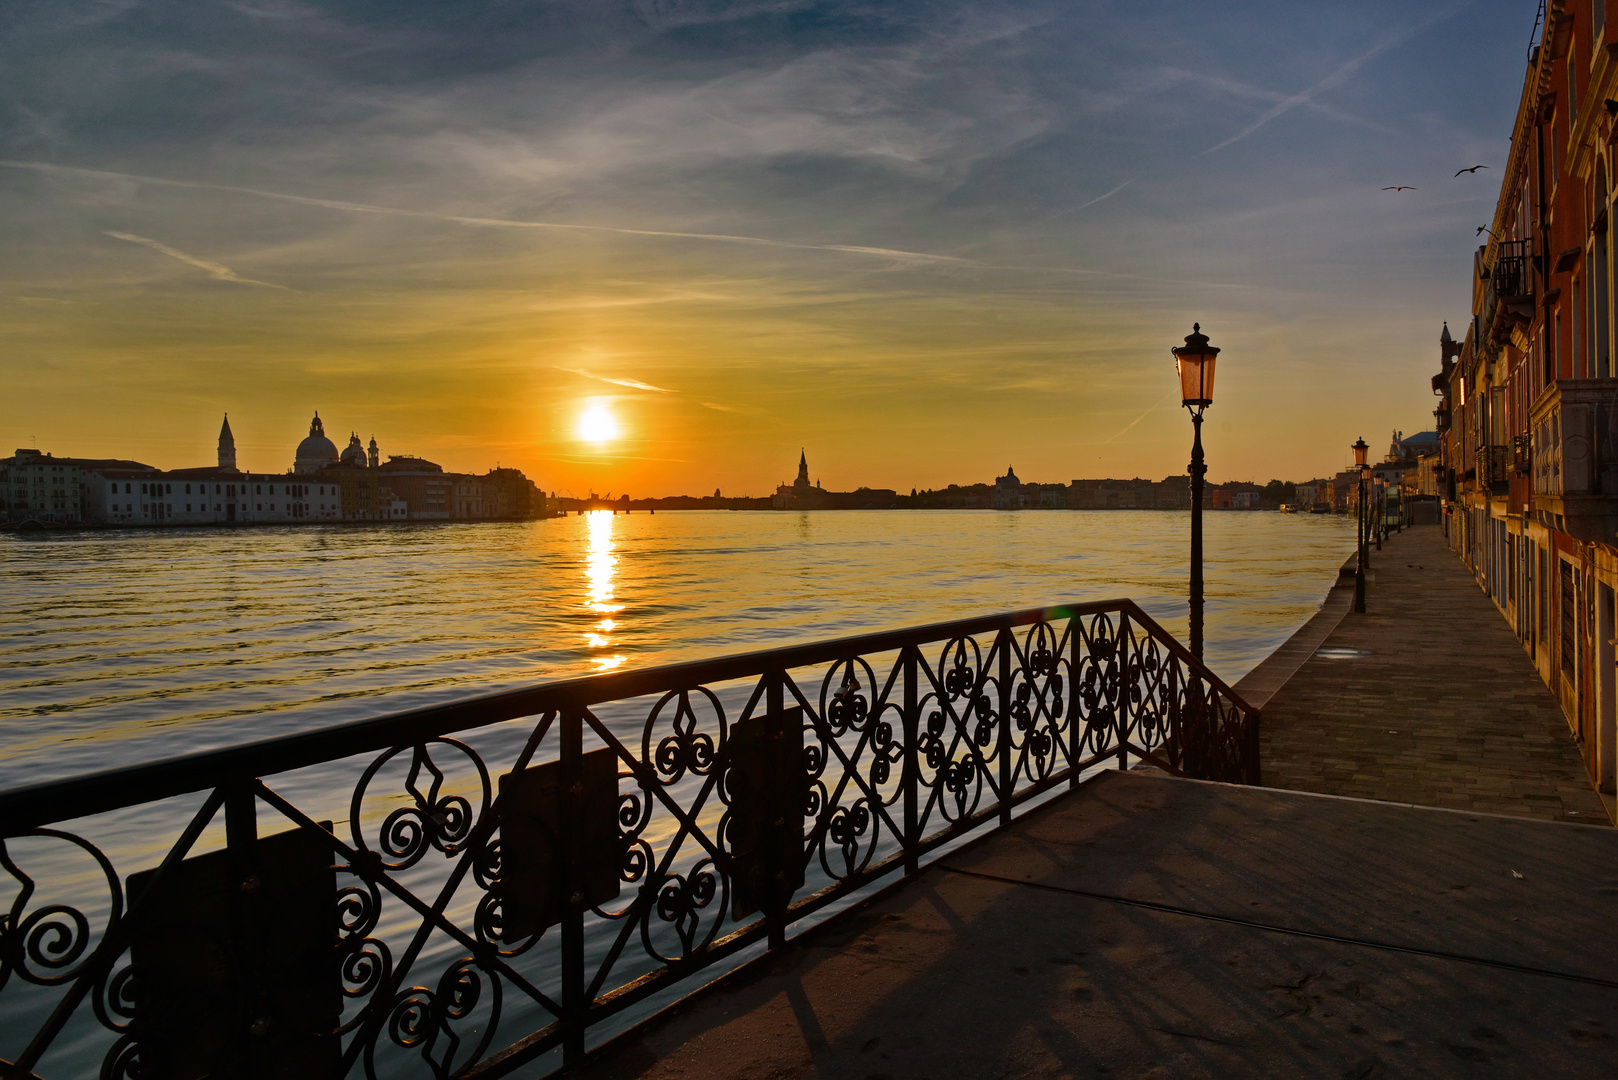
xmin=3 ymin=1 xmax=1528 ymax=494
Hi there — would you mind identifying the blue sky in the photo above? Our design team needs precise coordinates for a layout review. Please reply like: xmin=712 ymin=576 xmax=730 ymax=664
xmin=0 ymin=0 xmax=1531 ymax=493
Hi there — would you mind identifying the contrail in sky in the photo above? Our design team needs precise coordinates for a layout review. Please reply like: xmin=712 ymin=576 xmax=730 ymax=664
xmin=1047 ymin=179 xmax=1134 ymax=221
xmin=3 ymin=160 xmax=1248 ymax=291
xmin=1103 ymin=394 xmax=1170 ymax=443
xmin=104 ymin=230 xmax=291 ymax=289
xmin=1199 ymin=1 xmax=1473 ymax=156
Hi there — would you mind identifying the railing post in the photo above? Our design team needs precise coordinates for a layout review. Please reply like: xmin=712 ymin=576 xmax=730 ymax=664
xmin=902 ymin=647 xmax=920 ymax=874
xmin=559 ymin=708 xmax=587 ymax=1064
xmin=1167 ymin=657 xmax=1182 ymax=773
xmin=1068 ymin=617 xmax=1081 ymax=788
xmin=1117 ymin=613 xmax=1131 ymax=772
xmin=998 ymin=630 xmax=1013 ymax=825
xmin=223 ymin=779 xmax=269 ymax=1062
xmin=765 ymin=670 xmax=789 ymax=950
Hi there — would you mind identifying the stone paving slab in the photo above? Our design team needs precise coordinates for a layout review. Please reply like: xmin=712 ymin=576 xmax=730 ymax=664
xmin=586 ymin=773 xmax=1618 ymax=1080
xmin=1258 ymin=524 xmax=1609 ymax=824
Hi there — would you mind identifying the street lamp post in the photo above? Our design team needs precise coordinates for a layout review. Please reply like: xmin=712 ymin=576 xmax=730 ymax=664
xmin=1353 ymin=437 xmax=1369 ymax=613
xmin=1173 ymin=324 xmax=1220 ymax=661
xmin=1374 ymin=473 xmax=1383 ymax=550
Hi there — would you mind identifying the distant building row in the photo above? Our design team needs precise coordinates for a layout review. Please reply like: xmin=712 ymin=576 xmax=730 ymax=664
xmin=769 ymin=455 xmax=1343 ymax=512
xmin=3 ymin=413 xmax=550 ymax=527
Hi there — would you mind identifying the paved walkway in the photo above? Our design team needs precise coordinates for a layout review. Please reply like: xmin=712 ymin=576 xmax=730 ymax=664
xmin=589 ymin=773 xmax=1618 ymax=1079
xmin=1256 ymin=524 xmax=1609 ymax=824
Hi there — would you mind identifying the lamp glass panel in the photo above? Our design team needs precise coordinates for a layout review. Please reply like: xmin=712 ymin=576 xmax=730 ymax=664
xmin=1177 ymin=353 xmax=1215 ymax=405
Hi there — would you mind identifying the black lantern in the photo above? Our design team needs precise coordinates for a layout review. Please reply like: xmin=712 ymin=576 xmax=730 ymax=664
xmin=1352 ymin=437 xmax=1369 ymax=469
xmin=1173 ymin=324 xmax=1220 ymax=409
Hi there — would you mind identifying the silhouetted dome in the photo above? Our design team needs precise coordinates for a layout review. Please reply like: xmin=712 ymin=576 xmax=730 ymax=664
xmin=340 ymin=432 xmax=367 ymax=467
xmin=294 ymin=412 xmax=340 ymax=473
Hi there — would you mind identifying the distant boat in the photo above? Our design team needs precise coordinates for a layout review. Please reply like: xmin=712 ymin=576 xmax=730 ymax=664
xmin=1309 ymin=504 xmax=1330 ymax=514
xmin=1279 ymin=503 xmax=1296 ymax=513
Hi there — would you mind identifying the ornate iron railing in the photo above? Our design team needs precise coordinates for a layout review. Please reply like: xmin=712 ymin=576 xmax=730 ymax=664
xmin=0 ymin=600 xmax=1256 ymax=1080
xmin=1478 ymin=443 xmax=1512 ymax=488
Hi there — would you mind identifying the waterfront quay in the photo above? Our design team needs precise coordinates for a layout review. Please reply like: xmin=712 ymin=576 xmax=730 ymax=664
xmin=575 ymin=525 xmax=1618 ymax=1079
xmin=586 ymin=772 xmax=1617 ymax=1079
xmin=1255 ymin=524 xmax=1611 ymax=824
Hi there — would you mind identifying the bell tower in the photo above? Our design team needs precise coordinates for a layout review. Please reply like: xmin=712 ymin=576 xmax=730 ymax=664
xmin=796 ymin=448 xmax=810 ymax=488
xmin=217 ymin=414 xmax=237 ymax=470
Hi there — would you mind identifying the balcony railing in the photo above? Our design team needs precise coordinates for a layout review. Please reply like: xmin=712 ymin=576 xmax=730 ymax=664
xmin=1481 ymin=238 xmax=1534 ymax=346
xmin=1490 ymin=238 xmax=1532 ymax=300
xmin=1478 ymin=444 xmax=1511 ymax=488
xmin=0 ymin=600 xmax=1256 ymax=1079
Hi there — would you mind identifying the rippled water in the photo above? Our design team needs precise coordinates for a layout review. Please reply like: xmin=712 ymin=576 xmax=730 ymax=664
xmin=1 ymin=510 xmax=1353 ymax=786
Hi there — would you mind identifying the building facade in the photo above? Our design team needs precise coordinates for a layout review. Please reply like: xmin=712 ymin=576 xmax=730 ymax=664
xmin=3 ymin=412 xmax=546 ymax=527
xmin=1437 ymin=0 xmax=1618 ymax=806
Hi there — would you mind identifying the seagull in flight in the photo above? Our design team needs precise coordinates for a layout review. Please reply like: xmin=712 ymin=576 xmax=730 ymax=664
xmin=1382 ymin=185 xmax=1416 ymax=191
xmin=1455 ymin=165 xmax=1489 ymax=176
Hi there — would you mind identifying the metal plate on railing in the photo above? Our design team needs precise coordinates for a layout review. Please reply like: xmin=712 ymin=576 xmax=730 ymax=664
xmin=723 ymin=706 xmax=807 ymax=920
xmin=498 ymin=746 xmax=621 ymax=940
xmin=125 ymin=825 xmax=341 ymax=1080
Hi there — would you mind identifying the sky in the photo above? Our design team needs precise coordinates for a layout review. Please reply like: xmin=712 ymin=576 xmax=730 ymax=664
xmin=1 ymin=0 xmax=1535 ymax=496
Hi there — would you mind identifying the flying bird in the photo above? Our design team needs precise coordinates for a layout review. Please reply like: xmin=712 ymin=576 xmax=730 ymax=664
xmin=1455 ymin=165 xmax=1489 ymax=176
xmin=1382 ymin=185 xmax=1416 ymax=191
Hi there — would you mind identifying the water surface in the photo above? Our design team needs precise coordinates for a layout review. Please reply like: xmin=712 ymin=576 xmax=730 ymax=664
xmin=0 ymin=509 xmax=1353 ymax=786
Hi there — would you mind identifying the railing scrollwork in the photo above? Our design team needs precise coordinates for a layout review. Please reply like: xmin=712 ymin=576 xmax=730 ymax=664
xmin=0 ymin=599 xmax=1256 ymax=1079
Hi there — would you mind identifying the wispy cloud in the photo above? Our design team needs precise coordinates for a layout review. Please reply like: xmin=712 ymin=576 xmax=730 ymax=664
xmin=555 ymin=368 xmax=675 ymax=393
xmin=103 ymin=230 xmax=291 ymax=290
xmin=7 ymin=161 xmax=1243 ymax=290
xmin=8 ymin=159 xmax=973 ymax=265
xmin=555 ymin=368 xmax=754 ymax=415
xmin=1199 ymin=2 xmax=1472 ymax=155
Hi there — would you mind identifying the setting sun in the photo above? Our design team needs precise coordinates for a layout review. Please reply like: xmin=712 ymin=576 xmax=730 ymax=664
xmin=577 ymin=403 xmax=619 ymax=445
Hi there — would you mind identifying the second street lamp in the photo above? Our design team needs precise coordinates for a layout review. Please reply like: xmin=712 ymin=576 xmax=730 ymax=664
xmin=1173 ymin=323 xmax=1219 ymax=661
xmin=1352 ymin=436 xmax=1369 ymax=614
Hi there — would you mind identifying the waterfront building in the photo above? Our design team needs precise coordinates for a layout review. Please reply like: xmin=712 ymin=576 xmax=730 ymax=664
xmin=992 ymin=466 xmax=1029 ymax=510
xmin=1066 ymin=477 xmax=1191 ymax=509
xmin=770 ymin=450 xmax=897 ymax=509
xmin=1 ymin=449 xmax=156 ymax=525
xmin=1436 ymin=3 xmax=1618 ymax=808
xmin=772 ymin=449 xmax=831 ymax=509
xmin=3 ymin=412 xmax=545 ymax=527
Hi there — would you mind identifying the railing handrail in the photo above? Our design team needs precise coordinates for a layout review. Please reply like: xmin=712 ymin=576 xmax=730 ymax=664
xmin=0 ymin=598 xmax=1252 ymax=833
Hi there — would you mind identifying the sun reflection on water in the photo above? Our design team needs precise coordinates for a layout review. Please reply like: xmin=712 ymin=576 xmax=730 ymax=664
xmin=584 ymin=509 xmax=625 ymax=670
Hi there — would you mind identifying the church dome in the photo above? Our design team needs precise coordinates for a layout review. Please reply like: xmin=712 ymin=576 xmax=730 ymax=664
xmin=340 ymin=432 xmax=367 ymax=467
xmin=294 ymin=412 xmax=340 ymax=473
